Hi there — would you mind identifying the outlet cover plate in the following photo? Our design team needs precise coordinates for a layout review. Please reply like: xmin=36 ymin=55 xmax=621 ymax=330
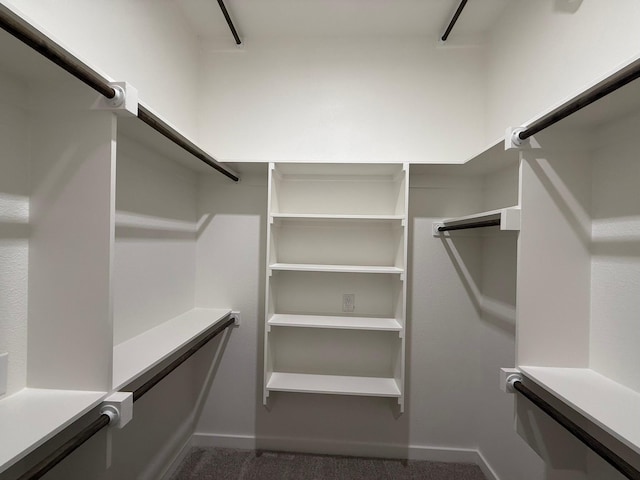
xmin=342 ymin=294 xmax=355 ymax=313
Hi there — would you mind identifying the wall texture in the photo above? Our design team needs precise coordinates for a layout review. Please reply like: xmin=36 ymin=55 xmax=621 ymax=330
xmin=485 ymin=0 xmax=640 ymax=143
xmin=3 ymin=0 xmax=202 ymax=140
xmin=0 ymin=72 xmax=29 ymax=397
xmin=197 ymin=37 xmax=487 ymax=164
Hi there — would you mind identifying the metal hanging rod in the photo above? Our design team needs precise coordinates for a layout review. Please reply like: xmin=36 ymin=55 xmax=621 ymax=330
xmin=441 ymin=0 xmax=468 ymax=42
xmin=137 ymin=107 xmax=239 ymax=182
xmin=438 ymin=218 xmax=500 ymax=232
xmin=512 ymin=380 xmax=640 ymax=480
xmin=517 ymin=60 xmax=640 ymax=141
xmin=0 ymin=7 xmax=116 ymax=99
xmin=15 ymin=317 xmax=235 ymax=480
xmin=216 ymin=0 xmax=242 ymax=45
xmin=0 ymin=7 xmax=239 ymax=182
xmin=17 ymin=414 xmax=111 ymax=480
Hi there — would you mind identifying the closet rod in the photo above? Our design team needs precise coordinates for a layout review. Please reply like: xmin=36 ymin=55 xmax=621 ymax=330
xmin=0 ymin=7 xmax=239 ymax=183
xmin=216 ymin=0 xmax=242 ymax=45
xmin=0 ymin=7 xmax=116 ymax=99
xmin=137 ymin=106 xmax=239 ymax=182
xmin=437 ymin=219 xmax=500 ymax=232
xmin=17 ymin=414 xmax=111 ymax=480
xmin=131 ymin=315 xmax=235 ymax=401
xmin=441 ymin=0 xmax=468 ymax=42
xmin=512 ymin=380 xmax=640 ymax=480
xmin=518 ymin=60 xmax=640 ymax=141
xmin=16 ymin=317 xmax=235 ymax=480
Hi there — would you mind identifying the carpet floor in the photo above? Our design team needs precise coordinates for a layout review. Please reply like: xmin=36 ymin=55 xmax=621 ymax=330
xmin=170 ymin=448 xmax=487 ymax=479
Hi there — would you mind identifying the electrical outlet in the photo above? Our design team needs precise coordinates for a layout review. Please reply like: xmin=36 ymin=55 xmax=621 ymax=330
xmin=342 ymin=294 xmax=355 ymax=313
xmin=0 ymin=353 xmax=7 ymax=397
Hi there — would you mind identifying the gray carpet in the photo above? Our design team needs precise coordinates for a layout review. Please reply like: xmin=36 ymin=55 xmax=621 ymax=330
xmin=171 ymin=448 xmax=487 ymax=479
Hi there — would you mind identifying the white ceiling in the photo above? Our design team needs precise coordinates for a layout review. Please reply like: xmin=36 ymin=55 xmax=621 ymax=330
xmin=176 ymin=0 xmax=510 ymax=41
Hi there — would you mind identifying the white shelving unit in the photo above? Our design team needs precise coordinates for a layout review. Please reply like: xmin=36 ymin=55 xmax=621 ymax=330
xmin=0 ymin=13 xmax=235 ymax=474
xmin=264 ymin=163 xmax=408 ymax=411
xmin=513 ymin=55 xmax=640 ymax=459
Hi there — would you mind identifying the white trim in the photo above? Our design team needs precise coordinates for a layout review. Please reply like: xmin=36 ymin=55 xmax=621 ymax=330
xmin=476 ymin=449 xmax=500 ymax=480
xmin=191 ymin=433 xmax=498 ymax=477
xmin=192 ymin=432 xmax=256 ymax=450
xmin=159 ymin=436 xmax=193 ymax=480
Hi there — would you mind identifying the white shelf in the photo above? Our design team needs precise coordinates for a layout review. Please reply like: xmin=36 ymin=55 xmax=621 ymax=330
xmin=520 ymin=366 xmax=640 ymax=455
xmin=268 ymin=314 xmax=402 ymax=332
xmin=433 ymin=206 xmax=521 ymax=235
xmin=112 ymin=308 xmax=232 ymax=390
xmin=271 ymin=213 xmax=404 ymax=222
xmin=266 ymin=372 xmax=401 ymax=398
xmin=0 ymin=388 xmax=105 ymax=474
xmin=269 ymin=263 xmax=404 ymax=275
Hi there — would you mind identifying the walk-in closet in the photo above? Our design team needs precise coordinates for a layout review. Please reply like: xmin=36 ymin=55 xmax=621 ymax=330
xmin=1 ymin=1 xmax=640 ymax=479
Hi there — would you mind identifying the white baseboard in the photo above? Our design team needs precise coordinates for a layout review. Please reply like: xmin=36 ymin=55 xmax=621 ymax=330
xmin=193 ymin=432 xmax=256 ymax=450
xmin=476 ymin=449 xmax=500 ymax=480
xmin=191 ymin=433 xmax=499 ymax=478
xmin=158 ymin=436 xmax=193 ymax=480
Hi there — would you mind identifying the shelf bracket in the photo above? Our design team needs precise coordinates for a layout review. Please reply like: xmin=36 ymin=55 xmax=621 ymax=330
xmin=505 ymin=126 xmax=540 ymax=151
xmin=93 ymin=81 xmax=138 ymax=116
xmin=101 ymin=391 xmax=133 ymax=429
xmin=500 ymin=367 xmax=522 ymax=394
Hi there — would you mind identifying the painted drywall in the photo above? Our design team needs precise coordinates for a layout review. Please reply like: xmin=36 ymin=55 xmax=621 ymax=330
xmin=193 ymin=171 xmax=265 ymax=448
xmin=476 ymin=164 xmax=546 ymax=480
xmin=2 ymin=0 xmax=202 ymax=140
xmin=114 ymin=135 xmax=198 ymax=345
xmin=590 ymin=109 xmax=640 ymax=392
xmin=485 ymin=0 xmax=640 ymax=143
xmin=197 ymin=37 xmax=486 ymax=164
xmin=0 ymin=72 xmax=29 ymax=397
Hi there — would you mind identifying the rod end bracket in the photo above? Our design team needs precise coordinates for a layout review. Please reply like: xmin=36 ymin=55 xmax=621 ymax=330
xmin=505 ymin=127 xmax=530 ymax=150
xmin=432 ymin=222 xmax=445 ymax=237
xmin=500 ymin=367 xmax=522 ymax=394
xmin=95 ymin=82 xmax=138 ymax=116
xmin=101 ymin=392 xmax=133 ymax=428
